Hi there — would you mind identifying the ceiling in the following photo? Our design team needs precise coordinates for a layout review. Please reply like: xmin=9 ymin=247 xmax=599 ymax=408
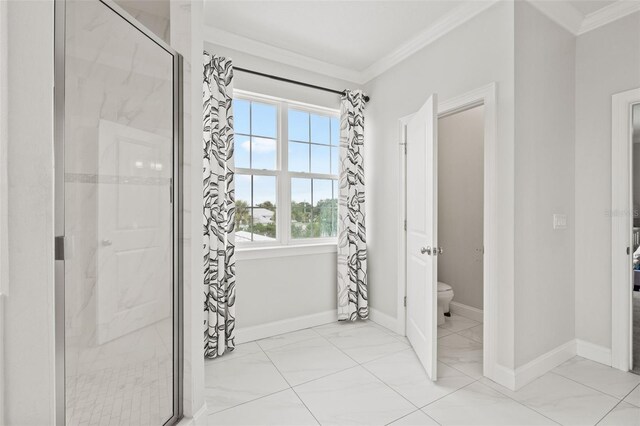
xmin=203 ymin=1 xmax=467 ymax=72
xmin=202 ymin=0 xmax=640 ymax=84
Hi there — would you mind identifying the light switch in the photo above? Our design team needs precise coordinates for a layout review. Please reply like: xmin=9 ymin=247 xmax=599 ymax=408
xmin=553 ymin=214 xmax=567 ymax=230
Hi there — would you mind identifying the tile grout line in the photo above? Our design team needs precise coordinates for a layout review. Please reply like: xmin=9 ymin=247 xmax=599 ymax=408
xmin=424 ymin=378 xmax=562 ymax=426
xmin=438 ymin=321 xmax=562 ymax=426
xmin=594 ymin=399 xmax=625 ymax=425
xmin=360 ymin=362 xmax=423 ymax=411
xmin=206 ymin=388 xmax=290 ymax=418
xmin=621 ymin=383 xmax=640 ymax=407
xmin=474 ymin=377 xmax=568 ymax=425
xmin=308 ymin=322 xmax=420 ymax=424
xmin=548 ymin=370 xmax=634 ymax=402
xmin=289 ymin=364 xmax=363 ymax=389
xmin=256 ymin=338 xmax=324 ymax=426
xmin=383 ymin=408 xmax=442 ymax=426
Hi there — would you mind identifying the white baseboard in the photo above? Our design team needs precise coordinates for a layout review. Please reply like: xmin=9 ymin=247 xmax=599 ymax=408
xmin=178 ymin=403 xmax=208 ymax=426
xmin=449 ymin=301 xmax=484 ymax=323
xmin=514 ymin=340 xmax=576 ymax=390
xmin=369 ymin=307 xmax=403 ymax=335
xmin=576 ymin=339 xmax=612 ymax=366
xmin=235 ymin=310 xmax=337 ymax=343
xmin=489 ymin=363 xmax=516 ymax=390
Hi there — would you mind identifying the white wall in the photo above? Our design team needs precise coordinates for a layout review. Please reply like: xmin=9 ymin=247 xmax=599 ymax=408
xmin=0 ymin=0 xmax=8 ymax=421
xmin=437 ymin=106 xmax=485 ymax=310
xmin=4 ymin=1 xmax=56 ymax=424
xmin=514 ymin=2 xmax=576 ymax=367
xmin=575 ymin=12 xmax=640 ymax=350
xmin=363 ymin=1 xmax=515 ymax=368
xmin=170 ymin=0 xmax=207 ymax=422
xmin=235 ymin=253 xmax=337 ymax=329
xmin=203 ymin=40 xmax=361 ymax=333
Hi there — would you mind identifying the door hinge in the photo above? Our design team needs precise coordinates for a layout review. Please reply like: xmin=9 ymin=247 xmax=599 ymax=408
xmin=169 ymin=178 xmax=173 ymax=203
xmin=404 ymin=220 xmax=407 ymax=231
xmin=55 ymin=236 xmax=65 ymax=261
xmin=627 ymin=246 xmax=631 ymax=255
xmin=404 ymin=296 xmax=407 ymax=307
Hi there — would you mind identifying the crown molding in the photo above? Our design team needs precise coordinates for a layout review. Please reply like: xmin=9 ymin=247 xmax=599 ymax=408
xmin=528 ymin=0 xmax=584 ymax=34
xmin=578 ymin=0 xmax=640 ymax=34
xmin=204 ymin=2 xmax=500 ymax=85
xmin=361 ymin=0 xmax=499 ymax=82
xmin=204 ymin=1 xmax=639 ymax=87
xmin=529 ymin=0 xmax=640 ymax=36
xmin=203 ymin=26 xmax=364 ymax=84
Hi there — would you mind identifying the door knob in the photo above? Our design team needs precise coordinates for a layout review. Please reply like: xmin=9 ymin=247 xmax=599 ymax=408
xmin=438 ymin=247 xmax=443 ymax=255
xmin=420 ymin=246 xmax=432 ymax=255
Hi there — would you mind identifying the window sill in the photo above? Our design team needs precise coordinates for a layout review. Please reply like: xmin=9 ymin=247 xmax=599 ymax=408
xmin=236 ymin=242 xmax=337 ymax=261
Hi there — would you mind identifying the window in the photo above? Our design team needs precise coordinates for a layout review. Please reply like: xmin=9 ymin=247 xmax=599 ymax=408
xmin=233 ymin=92 xmax=339 ymax=248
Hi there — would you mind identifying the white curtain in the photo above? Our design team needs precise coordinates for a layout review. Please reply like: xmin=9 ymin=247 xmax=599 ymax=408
xmin=203 ymin=52 xmax=236 ymax=358
xmin=337 ymin=90 xmax=369 ymax=321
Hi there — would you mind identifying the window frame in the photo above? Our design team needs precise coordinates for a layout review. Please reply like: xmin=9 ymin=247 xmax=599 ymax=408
xmin=233 ymin=90 xmax=340 ymax=251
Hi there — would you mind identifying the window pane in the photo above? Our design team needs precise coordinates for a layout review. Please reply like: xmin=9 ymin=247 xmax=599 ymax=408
xmin=289 ymin=141 xmax=309 ymax=172
xmin=251 ymin=137 xmax=277 ymax=170
xmin=251 ymin=175 xmax=276 ymax=242
xmin=235 ymin=174 xmax=252 ymax=206
xmin=235 ymin=134 xmax=250 ymax=169
xmin=311 ymin=144 xmax=330 ymax=174
xmin=311 ymin=114 xmax=330 ymax=145
xmin=251 ymin=102 xmax=277 ymax=138
xmin=289 ymin=109 xmax=309 ymax=142
xmin=252 ymin=175 xmax=276 ymax=207
xmin=331 ymin=116 xmax=340 ymax=146
xmin=313 ymin=179 xmax=337 ymax=238
xmin=291 ymin=178 xmax=312 ymax=239
xmin=234 ymin=99 xmax=250 ymax=135
xmin=251 ymin=206 xmax=276 ymax=241
xmin=235 ymin=174 xmax=252 ymax=243
xmin=330 ymin=146 xmax=339 ymax=175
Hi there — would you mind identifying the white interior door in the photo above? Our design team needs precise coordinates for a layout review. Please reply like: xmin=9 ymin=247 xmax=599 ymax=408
xmin=406 ymin=94 xmax=438 ymax=380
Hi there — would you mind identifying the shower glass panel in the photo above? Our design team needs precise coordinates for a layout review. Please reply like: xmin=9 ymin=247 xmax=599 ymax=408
xmin=61 ymin=1 xmax=179 ymax=424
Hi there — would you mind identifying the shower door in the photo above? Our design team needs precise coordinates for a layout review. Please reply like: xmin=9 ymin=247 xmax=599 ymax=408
xmin=55 ymin=1 xmax=182 ymax=424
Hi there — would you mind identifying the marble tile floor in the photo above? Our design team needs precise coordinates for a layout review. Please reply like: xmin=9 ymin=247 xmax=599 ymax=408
xmin=205 ymin=314 xmax=640 ymax=426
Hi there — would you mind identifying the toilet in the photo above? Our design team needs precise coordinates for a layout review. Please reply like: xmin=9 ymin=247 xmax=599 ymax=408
xmin=437 ymin=282 xmax=454 ymax=326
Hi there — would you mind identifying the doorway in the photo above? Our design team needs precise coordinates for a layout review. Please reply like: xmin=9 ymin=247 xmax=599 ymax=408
xmin=398 ymin=83 xmax=498 ymax=382
xmin=435 ymin=104 xmax=485 ymax=379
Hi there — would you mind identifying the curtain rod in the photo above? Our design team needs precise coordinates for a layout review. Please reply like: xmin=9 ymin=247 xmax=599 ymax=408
xmin=234 ymin=66 xmax=370 ymax=103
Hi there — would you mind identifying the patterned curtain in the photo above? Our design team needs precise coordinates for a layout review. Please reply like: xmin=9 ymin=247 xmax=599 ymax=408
xmin=203 ymin=52 xmax=236 ymax=358
xmin=337 ymin=90 xmax=369 ymax=321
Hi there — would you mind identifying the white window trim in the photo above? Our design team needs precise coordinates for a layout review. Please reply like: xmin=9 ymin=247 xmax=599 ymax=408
xmin=233 ymin=90 xmax=340 ymax=253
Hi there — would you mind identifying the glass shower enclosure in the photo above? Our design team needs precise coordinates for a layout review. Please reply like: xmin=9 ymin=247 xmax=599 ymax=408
xmin=54 ymin=1 xmax=182 ymax=424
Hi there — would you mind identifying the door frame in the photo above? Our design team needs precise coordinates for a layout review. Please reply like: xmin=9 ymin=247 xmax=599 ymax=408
xmin=398 ymin=82 xmax=498 ymax=379
xmin=611 ymin=87 xmax=640 ymax=371
xmin=53 ymin=0 xmax=183 ymax=424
